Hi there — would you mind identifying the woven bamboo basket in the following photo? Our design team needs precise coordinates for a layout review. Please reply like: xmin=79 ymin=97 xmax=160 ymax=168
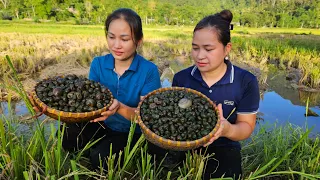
xmin=136 ymin=87 xmax=220 ymax=151
xmin=30 ymin=79 xmax=114 ymax=123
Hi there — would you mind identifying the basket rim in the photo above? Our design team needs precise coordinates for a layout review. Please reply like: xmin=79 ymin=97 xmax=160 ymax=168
xmin=31 ymin=77 xmax=114 ymax=118
xmin=136 ymin=87 xmax=220 ymax=148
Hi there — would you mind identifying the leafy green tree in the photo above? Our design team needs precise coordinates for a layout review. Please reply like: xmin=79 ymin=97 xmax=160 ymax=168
xmin=9 ymin=0 xmax=23 ymax=19
xmin=0 ymin=0 xmax=9 ymax=9
xmin=240 ymin=13 xmax=258 ymax=27
xmin=23 ymin=0 xmax=44 ymax=18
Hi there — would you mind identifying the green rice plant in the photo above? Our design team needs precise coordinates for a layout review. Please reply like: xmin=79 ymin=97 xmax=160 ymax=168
xmin=136 ymin=143 xmax=165 ymax=180
xmin=70 ymin=160 xmax=79 ymax=180
xmin=177 ymin=149 xmax=213 ymax=180
xmin=309 ymin=63 xmax=320 ymax=88
xmin=95 ymin=120 xmax=146 ymax=179
xmin=2 ymin=56 xmax=34 ymax=114
xmin=0 ymin=55 xmax=101 ymax=179
xmin=0 ymin=116 xmax=26 ymax=179
xmin=0 ymin=101 xmax=102 ymax=179
xmin=242 ymin=122 xmax=320 ymax=179
xmin=283 ymin=48 xmax=297 ymax=68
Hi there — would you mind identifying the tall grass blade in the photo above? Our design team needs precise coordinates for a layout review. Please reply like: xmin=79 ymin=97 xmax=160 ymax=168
xmin=305 ymin=97 xmax=309 ymax=116
xmin=5 ymin=55 xmax=34 ymax=114
xmin=267 ymin=128 xmax=313 ymax=173
xmin=71 ymin=160 xmax=79 ymax=180
xmin=195 ymin=160 xmax=204 ymax=180
xmin=251 ymin=158 xmax=277 ymax=176
xmin=23 ymin=171 xmax=29 ymax=180
xmin=166 ymin=171 xmax=172 ymax=180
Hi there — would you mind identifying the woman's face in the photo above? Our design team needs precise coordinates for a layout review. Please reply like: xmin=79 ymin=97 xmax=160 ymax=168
xmin=107 ymin=18 xmax=139 ymax=62
xmin=191 ymin=27 xmax=231 ymax=73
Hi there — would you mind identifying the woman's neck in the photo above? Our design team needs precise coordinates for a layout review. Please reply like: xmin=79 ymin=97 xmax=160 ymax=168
xmin=201 ymin=62 xmax=227 ymax=87
xmin=114 ymin=56 xmax=134 ymax=76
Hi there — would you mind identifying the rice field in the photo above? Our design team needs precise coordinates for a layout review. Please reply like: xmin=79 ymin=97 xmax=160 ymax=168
xmin=1 ymin=21 xmax=319 ymax=92
xmin=0 ymin=21 xmax=320 ymax=179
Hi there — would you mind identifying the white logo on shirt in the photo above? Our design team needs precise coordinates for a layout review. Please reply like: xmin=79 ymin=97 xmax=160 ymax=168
xmin=224 ymin=100 xmax=234 ymax=106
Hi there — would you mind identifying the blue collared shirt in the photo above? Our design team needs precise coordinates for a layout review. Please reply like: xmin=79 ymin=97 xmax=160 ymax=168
xmin=172 ymin=60 xmax=260 ymax=149
xmin=89 ymin=53 xmax=161 ymax=133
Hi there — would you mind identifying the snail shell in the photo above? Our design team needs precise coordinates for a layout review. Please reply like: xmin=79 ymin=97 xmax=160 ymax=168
xmin=178 ymin=98 xmax=192 ymax=109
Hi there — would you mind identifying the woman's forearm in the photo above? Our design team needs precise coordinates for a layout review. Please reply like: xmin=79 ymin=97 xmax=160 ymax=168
xmin=117 ymin=102 xmax=137 ymax=121
xmin=224 ymin=121 xmax=254 ymax=141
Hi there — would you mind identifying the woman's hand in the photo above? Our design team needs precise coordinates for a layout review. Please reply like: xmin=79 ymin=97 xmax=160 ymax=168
xmin=203 ymin=103 xmax=231 ymax=147
xmin=90 ymin=99 xmax=120 ymax=122
xmin=28 ymin=94 xmax=40 ymax=112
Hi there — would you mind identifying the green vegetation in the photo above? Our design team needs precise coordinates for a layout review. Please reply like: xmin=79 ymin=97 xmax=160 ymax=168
xmin=1 ymin=100 xmax=319 ymax=179
xmin=242 ymin=123 xmax=320 ymax=179
xmin=0 ymin=0 xmax=319 ymax=29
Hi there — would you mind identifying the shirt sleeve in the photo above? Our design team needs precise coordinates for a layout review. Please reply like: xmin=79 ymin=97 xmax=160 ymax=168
xmin=88 ymin=57 xmax=100 ymax=82
xmin=237 ymin=76 xmax=260 ymax=114
xmin=140 ymin=66 xmax=161 ymax=96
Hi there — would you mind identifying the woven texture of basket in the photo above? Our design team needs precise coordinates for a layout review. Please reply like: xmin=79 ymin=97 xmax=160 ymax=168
xmin=30 ymin=80 xmax=114 ymax=123
xmin=136 ymin=87 xmax=220 ymax=151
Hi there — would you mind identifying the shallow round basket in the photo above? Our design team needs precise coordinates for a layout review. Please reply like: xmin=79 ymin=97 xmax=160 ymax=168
xmin=136 ymin=87 xmax=220 ymax=151
xmin=30 ymin=80 xmax=114 ymax=123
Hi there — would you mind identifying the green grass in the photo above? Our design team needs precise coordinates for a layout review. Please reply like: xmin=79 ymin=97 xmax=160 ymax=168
xmin=2 ymin=20 xmax=319 ymax=37
xmin=242 ymin=123 xmax=320 ymax=179
xmin=0 ymin=20 xmax=193 ymax=40
xmin=234 ymin=27 xmax=320 ymax=36
xmin=1 ymin=111 xmax=319 ymax=179
xmin=0 ymin=20 xmax=105 ymax=35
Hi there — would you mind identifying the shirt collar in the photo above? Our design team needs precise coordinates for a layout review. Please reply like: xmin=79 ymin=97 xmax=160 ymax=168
xmin=103 ymin=53 xmax=140 ymax=72
xmin=191 ymin=60 xmax=234 ymax=85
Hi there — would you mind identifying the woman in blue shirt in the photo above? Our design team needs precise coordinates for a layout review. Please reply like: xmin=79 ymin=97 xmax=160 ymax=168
xmin=154 ymin=10 xmax=260 ymax=179
xmin=60 ymin=8 xmax=161 ymax=168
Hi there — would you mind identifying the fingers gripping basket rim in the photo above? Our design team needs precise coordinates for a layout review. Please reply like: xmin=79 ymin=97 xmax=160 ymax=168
xmin=30 ymin=78 xmax=114 ymax=123
xmin=136 ymin=87 xmax=220 ymax=151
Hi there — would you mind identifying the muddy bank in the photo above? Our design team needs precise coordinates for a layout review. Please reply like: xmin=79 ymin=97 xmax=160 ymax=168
xmin=285 ymin=68 xmax=320 ymax=92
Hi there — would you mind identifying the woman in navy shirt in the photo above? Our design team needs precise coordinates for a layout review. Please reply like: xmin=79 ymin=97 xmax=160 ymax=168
xmin=60 ymin=8 xmax=161 ymax=168
xmin=172 ymin=10 xmax=260 ymax=179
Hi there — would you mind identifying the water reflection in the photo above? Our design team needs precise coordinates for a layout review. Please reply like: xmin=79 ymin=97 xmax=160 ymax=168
xmin=259 ymin=91 xmax=320 ymax=133
xmin=265 ymin=70 xmax=320 ymax=107
xmin=161 ymin=78 xmax=172 ymax=88
xmin=0 ymin=101 xmax=57 ymax=140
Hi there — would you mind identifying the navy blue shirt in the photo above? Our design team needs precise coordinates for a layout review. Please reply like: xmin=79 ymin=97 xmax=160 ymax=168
xmin=172 ymin=60 xmax=260 ymax=149
xmin=89 ymin=54 xmax=161 ymax=133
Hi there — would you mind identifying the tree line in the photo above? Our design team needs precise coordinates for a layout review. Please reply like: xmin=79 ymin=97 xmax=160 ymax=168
xmin=0 ymin=0 xmax=319 ymax=28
